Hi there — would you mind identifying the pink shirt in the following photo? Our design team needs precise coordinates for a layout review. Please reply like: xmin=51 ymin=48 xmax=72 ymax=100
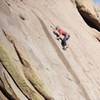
xmin=58 ymin=29 xmax=68 ymax=36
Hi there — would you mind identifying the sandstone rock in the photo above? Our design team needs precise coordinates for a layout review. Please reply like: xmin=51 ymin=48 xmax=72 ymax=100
xmin=0 ymin=0 xmax=100 ymax=100
xmin=75 ymin=0 xmax=100 ymax=31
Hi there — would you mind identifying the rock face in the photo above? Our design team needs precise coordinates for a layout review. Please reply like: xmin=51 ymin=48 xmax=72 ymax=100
xmin=75 ymin=0 xmax=100 ymax=31
xmin=0 ymin=0 xmax=100 ymax=100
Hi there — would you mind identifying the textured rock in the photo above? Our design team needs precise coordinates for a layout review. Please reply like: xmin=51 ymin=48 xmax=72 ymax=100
xmin=0 ymin=0 xmax=100 ymax=100
xmin=75 ymin=0 xmax=100 ymax=31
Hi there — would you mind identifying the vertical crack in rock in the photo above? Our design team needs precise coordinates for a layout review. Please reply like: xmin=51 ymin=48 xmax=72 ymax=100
xmin=2 ymin=29 xmax=54 ymax=100
xmin=0 ymin=56 xmax=31 ymax=100
xmin=0 ymin=30 xmax=45 ymax=100
xmin=3 ymin=70 xmax=19 ymax=99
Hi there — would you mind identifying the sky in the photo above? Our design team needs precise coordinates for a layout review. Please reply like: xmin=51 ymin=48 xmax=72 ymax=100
xmin=95 ymin=0 xmax=100 ymax=4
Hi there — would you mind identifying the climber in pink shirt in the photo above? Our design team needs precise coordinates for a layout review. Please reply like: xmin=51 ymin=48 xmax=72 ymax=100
xmin=53 ymin=26 xmax=70 ymax=50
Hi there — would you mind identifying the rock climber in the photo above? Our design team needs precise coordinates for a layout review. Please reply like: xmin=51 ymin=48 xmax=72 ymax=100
xmin=53 ymin=26 xmax=70 ymax=50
